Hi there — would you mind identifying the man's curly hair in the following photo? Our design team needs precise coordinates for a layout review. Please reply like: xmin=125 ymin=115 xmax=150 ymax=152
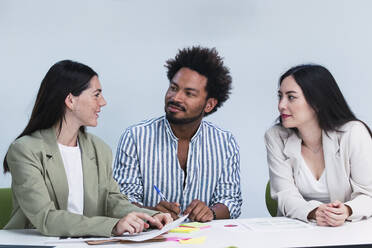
xmin=165 ymin=46 xmax=232 ymax=116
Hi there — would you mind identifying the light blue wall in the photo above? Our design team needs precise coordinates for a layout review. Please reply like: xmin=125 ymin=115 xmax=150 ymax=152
xmin=1 ymin=0 xmax=372 ymax=218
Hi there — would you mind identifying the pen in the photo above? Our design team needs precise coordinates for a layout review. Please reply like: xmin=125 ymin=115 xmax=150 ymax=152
xmin=154 ymin=185 xmax=168 ymax=202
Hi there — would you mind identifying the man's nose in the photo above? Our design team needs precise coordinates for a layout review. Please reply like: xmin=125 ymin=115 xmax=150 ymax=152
xmin=172 ymin=91 xmax=184 ymax=103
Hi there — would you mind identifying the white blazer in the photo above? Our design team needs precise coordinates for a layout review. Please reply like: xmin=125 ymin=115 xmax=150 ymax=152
xmin=265 ymin=121 xmax=372 ymax=222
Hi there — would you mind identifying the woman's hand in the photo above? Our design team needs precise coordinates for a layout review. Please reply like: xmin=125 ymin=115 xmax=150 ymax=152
xmin=309 ymin=201 xmax=351 ymax=227
xmin=112 ymin=212 xmax=155 ymax=235
xmin=323 ymin=200 xmax=351 ymax=227
xmin=112 ymin=212 xmax=173 ymax=236
xmin=308 ymin=204 xmax=329 ymax=226
xmin=151 ymin=212 xmax=173 ymax=228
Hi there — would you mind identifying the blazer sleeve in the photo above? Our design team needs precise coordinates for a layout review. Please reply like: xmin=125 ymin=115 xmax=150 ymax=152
xmin=265 ymin=127 xmax=322 ymax=222
xmin=6 ymin=140 xmax=119 ymax=237
xmin=344 ymin=122 xmax=372 ymax=221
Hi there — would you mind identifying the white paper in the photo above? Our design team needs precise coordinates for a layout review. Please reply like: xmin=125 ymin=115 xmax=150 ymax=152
xmin=237 ymin=217 xmax=313 ymax=231
xmin=48 ymin=214 xmax=189 ymax=243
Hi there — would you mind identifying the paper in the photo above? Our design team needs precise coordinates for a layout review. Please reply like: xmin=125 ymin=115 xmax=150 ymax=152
xmin=86 ymin=235 xmax=166 ymax=245
xmin=49 ymin=214 xmax=189 ymax=243
xmin=237 ymin=217 xmax=312 ymax=231
xmin=179 ymin=236 xmax=206 ymax=244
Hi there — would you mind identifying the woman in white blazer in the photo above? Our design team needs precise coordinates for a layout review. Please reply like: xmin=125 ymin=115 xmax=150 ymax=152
xmin=265 ymin=64 xmax=372 ymax=226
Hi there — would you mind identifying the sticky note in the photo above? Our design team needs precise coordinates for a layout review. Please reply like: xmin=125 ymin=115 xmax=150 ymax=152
xmin=180 ymin=222 xmax=209 ymax=228
xmin=224 ymin=224 xmax=238 ymax=227
xmin=179 ymin=236 xmax=206 ymax=244
xmin=199 ymin=225 xmax=211 ymax=230
xmin=166 ymin=236 xmax=191 ymax=242
xmin=169 ymin=227 xmax=200 ymax=233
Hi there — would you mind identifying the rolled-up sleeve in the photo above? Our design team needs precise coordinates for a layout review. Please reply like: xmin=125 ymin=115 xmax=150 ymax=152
xmin=113 ymin=129 xmax=144 ymax=204
xmin=210 ymin=135 xmax=242 ymax=219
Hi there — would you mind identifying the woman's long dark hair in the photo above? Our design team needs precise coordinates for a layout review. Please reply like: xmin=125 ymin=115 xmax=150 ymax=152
xmin=278 ymin=64 xmax=372 ymax=137
xmin=3 ymin=60 xmax=97 ymax=173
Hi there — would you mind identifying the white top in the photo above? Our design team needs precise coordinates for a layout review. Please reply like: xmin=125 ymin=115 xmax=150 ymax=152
xmin=58 ymin=143 xmax=84 ymax=215
xmin=296 ymin=156 xmax=330 ymax=203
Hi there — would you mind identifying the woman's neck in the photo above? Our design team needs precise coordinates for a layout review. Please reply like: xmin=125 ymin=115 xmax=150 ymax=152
xmin=55 ymin=120 xmax=80 ymax=147
xmin=298 ymin=122 xmax=322 ymax=149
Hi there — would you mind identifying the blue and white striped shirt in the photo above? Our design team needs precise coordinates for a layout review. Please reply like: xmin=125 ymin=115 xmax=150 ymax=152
xmin=113 ymin=116 xmax=242 ymax=218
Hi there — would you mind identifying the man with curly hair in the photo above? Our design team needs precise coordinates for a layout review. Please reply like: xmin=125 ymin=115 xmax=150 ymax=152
xmin=113 ymin=46 xmax=242 ymax=222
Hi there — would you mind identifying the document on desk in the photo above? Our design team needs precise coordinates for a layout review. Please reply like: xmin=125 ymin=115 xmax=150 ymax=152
xmin=237 ymin=217 xmax=313 ymax=231
xmin=49 ymin=214 xmax=188 ymax=243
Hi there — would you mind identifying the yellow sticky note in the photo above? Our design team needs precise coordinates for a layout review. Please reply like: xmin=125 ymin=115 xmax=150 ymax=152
xmin=180 ymin=222 xmax=209 ymax=228
xmin=169 ymin=227 xmax=200 ymax=233
xmin=179 ymin=236 xmax=206 ymax=244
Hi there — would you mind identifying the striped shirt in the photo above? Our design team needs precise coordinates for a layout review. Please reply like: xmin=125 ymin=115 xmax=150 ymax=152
xmin=113 ymin=116 xmax=242 ymax=218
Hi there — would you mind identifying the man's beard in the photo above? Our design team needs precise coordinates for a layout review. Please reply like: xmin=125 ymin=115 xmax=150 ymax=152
xmin=165 ymin=101 xmax=205 ymax=125
xmin=166 ymin=110 xmax=204 ymax=125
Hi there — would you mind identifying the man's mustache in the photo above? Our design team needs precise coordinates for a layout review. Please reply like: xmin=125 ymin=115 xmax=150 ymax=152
xmin=167 ymin=101 xmax=186 ymax=111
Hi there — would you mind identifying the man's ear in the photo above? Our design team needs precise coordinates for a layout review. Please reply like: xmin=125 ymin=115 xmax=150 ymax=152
xmin=65 ymin=93 xmax=75 ymax=110
xmin=204 ymin=98 xmax=218 ymax=114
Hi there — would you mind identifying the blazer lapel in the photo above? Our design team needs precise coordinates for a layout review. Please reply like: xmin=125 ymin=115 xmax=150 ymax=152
xmin=283 ymin=131 xmax=302 ymax=158
xmin=42 ymin=128 xmax=69 ymax=210
xmin=322 ymin=130 xmax=345 ymax=202
xmin=283 ymin=129 xmax=346 ymax=202
xmin=78 ymin=132 xmax=99 ymax=216
xmin=283 ymin=131 xmax=302 ymax=175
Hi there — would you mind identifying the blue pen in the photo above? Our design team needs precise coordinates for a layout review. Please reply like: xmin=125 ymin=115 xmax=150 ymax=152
xmin=154 ymin=185 xmax=168 ymax=202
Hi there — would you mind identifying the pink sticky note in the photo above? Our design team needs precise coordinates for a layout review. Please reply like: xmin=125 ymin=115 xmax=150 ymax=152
xmin=180 ymin=225 xmax=211 ymax=230
xmin=166 ymin=237 xmax=191 ymax=242
xmin=200 ymin=225 xmax=211 ymax=230
xmin=224 ymin=224 xmax=238 ymax=227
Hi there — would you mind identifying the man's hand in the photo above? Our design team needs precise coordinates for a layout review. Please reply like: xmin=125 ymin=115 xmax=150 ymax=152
xmin=154 ymin=201 xmax=181 ymax=220
xmin=183 ymin=199 xmax=213 ymax=222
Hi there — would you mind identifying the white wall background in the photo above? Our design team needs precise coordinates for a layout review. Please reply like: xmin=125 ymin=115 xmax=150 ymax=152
xmin=1 ymin=0 xmax=372 ymax=218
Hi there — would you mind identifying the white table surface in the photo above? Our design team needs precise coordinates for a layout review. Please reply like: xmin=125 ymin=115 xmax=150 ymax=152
xmin=1 ymin=217 xmax=372 ymax=248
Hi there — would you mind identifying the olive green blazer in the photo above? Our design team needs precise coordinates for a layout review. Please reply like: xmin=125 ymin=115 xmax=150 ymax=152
xmin=4 ymin=127 xmax=157 ymax=237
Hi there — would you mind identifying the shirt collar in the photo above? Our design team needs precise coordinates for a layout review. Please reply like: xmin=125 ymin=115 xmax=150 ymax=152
xmin=163 ymin=116 xmax=204 ymax=143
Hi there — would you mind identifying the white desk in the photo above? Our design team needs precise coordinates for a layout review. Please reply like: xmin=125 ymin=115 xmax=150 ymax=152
xmin=1 ymin=217 xmax=372 ymax=248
